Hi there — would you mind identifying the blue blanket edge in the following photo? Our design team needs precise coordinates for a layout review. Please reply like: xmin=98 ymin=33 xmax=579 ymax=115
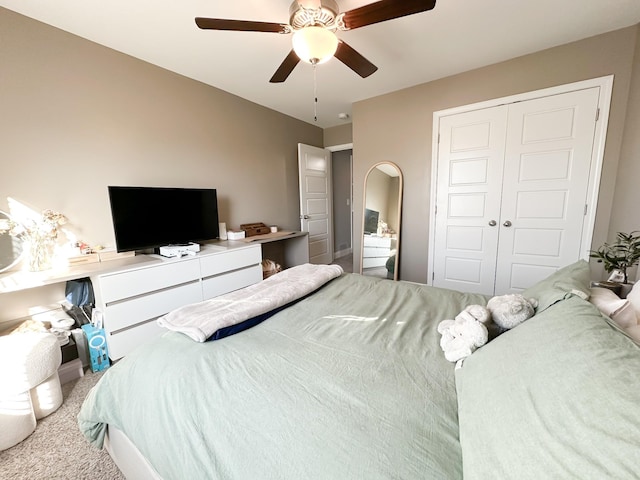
xmin=206 ymin=293 xmax=311 ymax=342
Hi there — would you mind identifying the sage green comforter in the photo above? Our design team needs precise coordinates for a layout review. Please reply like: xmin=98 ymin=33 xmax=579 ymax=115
xmin=78 ymin=273 xmax=487 ymax=480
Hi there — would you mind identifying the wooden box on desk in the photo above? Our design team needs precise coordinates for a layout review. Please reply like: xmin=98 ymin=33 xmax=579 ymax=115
xmin=240 ymin=223 xmax=271 ymax=237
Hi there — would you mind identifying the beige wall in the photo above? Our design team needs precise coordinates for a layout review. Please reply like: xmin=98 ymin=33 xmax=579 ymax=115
xmin=364 ymin=168 xmax=392 ymax=225
xmin=324 ymin=123 xmax=353 ymax=147
xmin=610 ymin=26 xmax=640 ymax=241
xmin=386 ymin=177 xmax=400 ymax=235
xmin=353 ymin=25 xmax=639 ymax=283
xmin=0 ymin=8 xmax=322 ymax=248
xmin=0 ymin=8 xmax=322 ymax=322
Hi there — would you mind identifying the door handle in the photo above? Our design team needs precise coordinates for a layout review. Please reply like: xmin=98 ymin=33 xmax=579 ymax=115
xmin=488 ymin=220 xmax=497 ymax=226
xmin=301 ymin=214 xmax=310 ymax=220
xmin=503 ymin=220 xmax=512 ymax=227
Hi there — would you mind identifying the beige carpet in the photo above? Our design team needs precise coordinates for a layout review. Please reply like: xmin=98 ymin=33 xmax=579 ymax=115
xmin=0 ymin=369 xmax=125 ymax=480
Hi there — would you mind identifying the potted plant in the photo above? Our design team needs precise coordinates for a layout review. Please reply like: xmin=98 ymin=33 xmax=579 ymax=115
xmin=590 ymin=231 xmax=640 ymax=293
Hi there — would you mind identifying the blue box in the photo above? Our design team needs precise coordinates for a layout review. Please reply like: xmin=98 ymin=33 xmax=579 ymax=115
xmin=81 ymin=324 xmax=110 ymax=372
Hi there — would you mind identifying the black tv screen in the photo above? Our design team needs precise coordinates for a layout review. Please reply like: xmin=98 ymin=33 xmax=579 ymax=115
xmin=108 ymin=186 xmax=219 ymax=252
xmin=364 ymin=208 xmax=379 ymax=234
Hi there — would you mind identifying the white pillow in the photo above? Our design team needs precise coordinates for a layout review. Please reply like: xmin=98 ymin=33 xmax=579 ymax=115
xmin=589 ymin=287 xmax=638 ymax=329
xmin=625 ymin=325 xmax=640 ymax=343
xmin=625 ymin=282 xmax=640 ymax=320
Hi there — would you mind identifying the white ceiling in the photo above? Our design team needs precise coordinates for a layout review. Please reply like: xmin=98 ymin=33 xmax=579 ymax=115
xmin=2 ymin=0 xmax=640 ymax=128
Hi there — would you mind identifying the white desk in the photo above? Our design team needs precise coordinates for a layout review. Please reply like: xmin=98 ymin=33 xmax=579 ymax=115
xmin=0 ymin=232 xmax=310 ymax=295
xmin=0 ymin=255 xmax=154 ymax=295
xmin=234 ymin=231 xmax=309 ymax=268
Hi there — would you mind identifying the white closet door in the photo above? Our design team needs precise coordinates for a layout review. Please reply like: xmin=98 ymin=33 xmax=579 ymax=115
xmin=494 ymin=87 xmax=600 ymax=293
xmin=432 ymin=106 xmax=507 ymax=295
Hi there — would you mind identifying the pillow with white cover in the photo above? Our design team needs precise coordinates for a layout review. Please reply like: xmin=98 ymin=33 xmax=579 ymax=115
xmin=589 ymin=287 xmax=638 ymax=329
xmin=626 ymin=325 xmax=640 ymax=342
xmin=625 ymin=281 xmax=640 ymax=320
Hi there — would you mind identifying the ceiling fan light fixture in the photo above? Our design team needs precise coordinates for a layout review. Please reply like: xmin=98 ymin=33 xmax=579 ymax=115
xmin=292 ymin=26 xmax=338 ymax=64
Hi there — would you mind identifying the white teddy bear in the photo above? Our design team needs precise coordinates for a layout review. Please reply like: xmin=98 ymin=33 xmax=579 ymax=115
xmin=486 ymin=294 xmax=538 ymax=330
xmin=437 ymin=305 xmax=491 ymax=363
xmin=438 ymin=295 xmax=539 ymax=363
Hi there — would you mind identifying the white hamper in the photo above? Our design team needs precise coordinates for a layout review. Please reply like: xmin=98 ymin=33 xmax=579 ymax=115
xmin=0 ymin=332 xmax=63 ymax=451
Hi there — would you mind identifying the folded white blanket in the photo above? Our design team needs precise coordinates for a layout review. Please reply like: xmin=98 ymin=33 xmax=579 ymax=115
xmin=157 ymin=263 xmax=344 ymax=342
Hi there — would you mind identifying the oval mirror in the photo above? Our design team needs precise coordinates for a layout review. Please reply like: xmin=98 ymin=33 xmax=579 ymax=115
xmin=360 ymin=162 xmax=403 ymax=280
xmin=0 ymin=211 xmax=24 ymax=273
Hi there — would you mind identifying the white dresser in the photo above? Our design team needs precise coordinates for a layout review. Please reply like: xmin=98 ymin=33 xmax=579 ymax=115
xmin=362 ymin=235 xmax=394 ymax=268
xmin=90 ymin=243 xmax=262 ymax=360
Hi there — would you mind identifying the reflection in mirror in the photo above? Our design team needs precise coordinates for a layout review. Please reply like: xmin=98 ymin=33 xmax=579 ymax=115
xmin=361 ymin=162 xmax=403 ymax=280
xmin=0 ymin=211 xmax=24 ymax=273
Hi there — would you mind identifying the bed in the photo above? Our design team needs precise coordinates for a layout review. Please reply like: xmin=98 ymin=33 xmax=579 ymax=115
xmin=78 ymin=260 xmax=640 ymax=479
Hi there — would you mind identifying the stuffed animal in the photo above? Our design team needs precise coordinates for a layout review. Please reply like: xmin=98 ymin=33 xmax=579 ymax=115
xmin=486 ymin=294 xmax=538 ymax=331
xmin=437 ymin=305 xmax=491 ymax=363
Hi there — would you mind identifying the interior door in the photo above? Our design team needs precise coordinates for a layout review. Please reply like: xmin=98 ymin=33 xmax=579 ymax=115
xmin=494 ymin=87 xmax=600 ymax=293
xmin=298 ymin=143 xmax=333 ymax=264
xmin=432 ymin=106 xmax=508 ymax=295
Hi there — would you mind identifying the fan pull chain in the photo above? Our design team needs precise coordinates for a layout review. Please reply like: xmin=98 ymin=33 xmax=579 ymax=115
xmin=313 ymin=63 xmax=318 ymax=122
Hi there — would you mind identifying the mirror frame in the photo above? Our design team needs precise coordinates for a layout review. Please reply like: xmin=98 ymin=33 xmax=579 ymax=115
xmin=360 ymin=162 xmax=403 ymax=280
xmin=0 ymin=210 xmax=24 ymax=274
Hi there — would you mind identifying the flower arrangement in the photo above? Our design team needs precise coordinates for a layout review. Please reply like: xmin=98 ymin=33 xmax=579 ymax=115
xmin=0 ymin=209 xmax=67 ymax=271
xmin=376 ymin=219 xmax=396 ymax=236
xmin=376 ymin=219 xmax=388 ymax=236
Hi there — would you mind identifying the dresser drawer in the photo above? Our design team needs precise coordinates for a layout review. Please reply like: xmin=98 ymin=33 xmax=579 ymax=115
xmin=98 ymin=259 xmax=201 ymax=303
xmin=103 ymin=281 xmax=202 ymax=333
xmin=200 ymin=245 xmax=261 ymax=278
xmin=363 ymin=246 xmax=391 ymax=258
xmin=363 ymin=257 xmax=389 ymax=268
xmin=106 ymin=320 xmax=166 ymax=361
xmin=202 ymin=264 xmax=262 ymax=300
xmin=363 ymin=236 xmax=392 ymax=247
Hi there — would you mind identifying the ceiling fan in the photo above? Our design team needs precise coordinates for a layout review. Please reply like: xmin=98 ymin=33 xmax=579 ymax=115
xmin=195 ymin=0 xmax=437 ymax=83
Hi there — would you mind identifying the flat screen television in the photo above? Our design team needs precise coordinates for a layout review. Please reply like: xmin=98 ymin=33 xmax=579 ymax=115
xmin=108 ymin=186 xmax=219 ymax=252
xmin=364 ymin=208 xmax=379 ymax=234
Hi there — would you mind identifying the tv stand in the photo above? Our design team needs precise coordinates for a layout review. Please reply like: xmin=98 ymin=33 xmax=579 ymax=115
xmin=90 ymin=233 xmax=309 ymax=360
xmin=91 ymin=242 xmax=263 ymax=360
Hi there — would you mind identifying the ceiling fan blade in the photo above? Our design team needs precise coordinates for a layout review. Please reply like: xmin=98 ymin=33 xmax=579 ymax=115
xmin=340 ymin=0 xmax=436 ymax=30
xmin=195 ymin=18 xmax=289 ymax=33
xmin=270 ymin=50 xmax=301 ymax=83
xmin=334 ymin=41 xmax=378 ymax=78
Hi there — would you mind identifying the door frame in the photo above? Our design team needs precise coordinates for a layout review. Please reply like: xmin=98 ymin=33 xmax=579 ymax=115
xmin=326 ymin=143 xmax=354 ymax=262
xmin=427 ymin=75 xmax=614 ymax=286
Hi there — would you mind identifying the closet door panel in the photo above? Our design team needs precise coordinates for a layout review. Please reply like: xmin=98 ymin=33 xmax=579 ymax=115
xmin=494 ymin=87 xmax=600 ymax=293
xmin=432 ymin=106 xmax=507 ymax=295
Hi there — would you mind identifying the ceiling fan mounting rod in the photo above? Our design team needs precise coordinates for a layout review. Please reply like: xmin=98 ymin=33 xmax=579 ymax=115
xmin=290 ymin=0 xmax=339 ymax=30
xmin=313 ymin=63 xmax=319 ymax=122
